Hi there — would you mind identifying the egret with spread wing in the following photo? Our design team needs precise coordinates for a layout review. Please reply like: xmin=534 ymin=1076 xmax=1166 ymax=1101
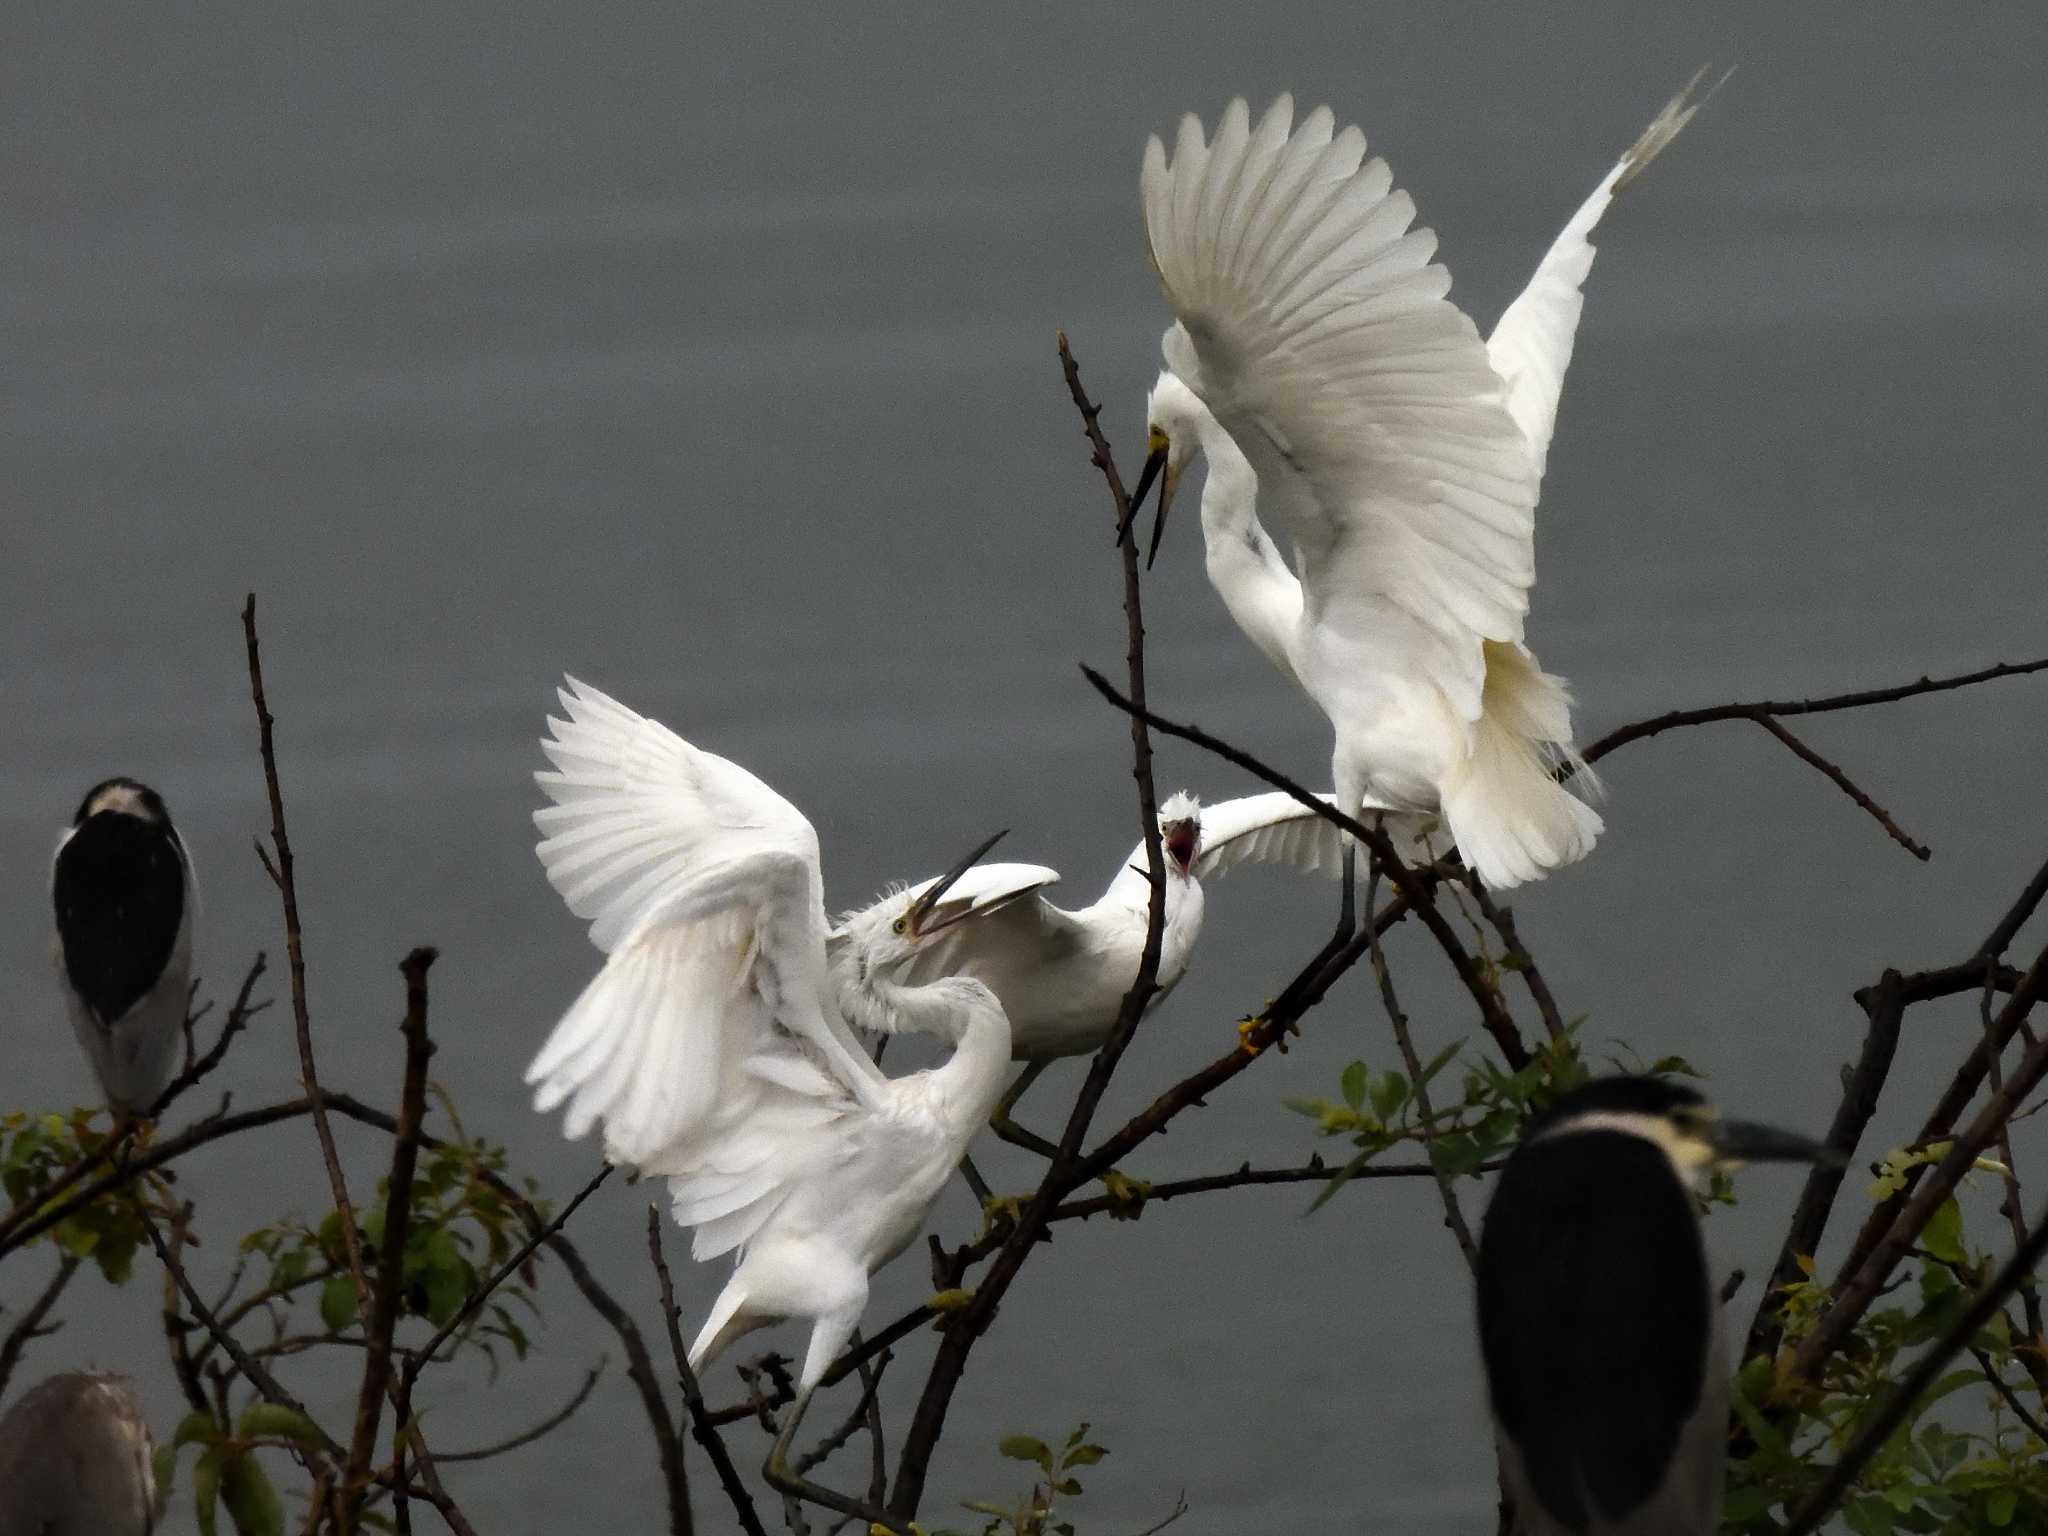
xmin=1130 ymin=77 xmax=1709 ymax=892
xmin=523 ymin=679 xmax=1012 ymax=1417
xmin=830 ymin=789 xmax=1427 ymax=1157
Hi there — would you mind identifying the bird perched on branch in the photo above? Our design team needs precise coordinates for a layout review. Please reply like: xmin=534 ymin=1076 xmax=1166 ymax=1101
xmin=0 ymin=1372 xmax=160 ymax=1536
xmin=1476 ymin=1075 xmax=1835 ymax=1535
xmin=830 ymin=789 xmax=1427 ymax=1153
xmin=522 ymin=678 xmax=1012 ymax=1395
xmin=1131 ymin=76 xmax=1712 ymax=892
xmin=51 ymin=778 xmax=194 ymax=1119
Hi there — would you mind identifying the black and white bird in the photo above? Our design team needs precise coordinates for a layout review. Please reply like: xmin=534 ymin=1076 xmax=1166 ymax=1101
xmin=51 ymin=778 xmax=194 ymax=1119
xmin=1476 ymin=1076 xmax=1835 ymax=1536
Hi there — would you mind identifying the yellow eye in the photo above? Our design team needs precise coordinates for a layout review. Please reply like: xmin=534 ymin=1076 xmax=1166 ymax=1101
xmin=1147 ymin=424 xmax=1169 ymax=455
xmin=891 ymin=916 xmax=907 ymax=935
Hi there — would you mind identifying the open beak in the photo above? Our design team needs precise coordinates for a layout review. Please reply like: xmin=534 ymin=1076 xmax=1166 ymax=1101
xmin=1144 ymin=462 xmax=1177 ymax=571
xmin=1121 ymin=443 xmax=1167 ymax=553
xmin=1712 ymin=1120 xmax=1844 ymax=1168
xmin=1163 ymin=820 xmax=1198 ymax=873
xmin=904 ymin=828 xmax=1007 ymax=940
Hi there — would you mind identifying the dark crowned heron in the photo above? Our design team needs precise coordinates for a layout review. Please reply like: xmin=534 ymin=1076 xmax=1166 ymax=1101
xmin=0 ymin=1372 xmax=159 ymax=1536
xmin=1476 ymin=1075 xmax=1836 ymax=1535
xmin=51 ymin=778 xmax=194 ymax=1119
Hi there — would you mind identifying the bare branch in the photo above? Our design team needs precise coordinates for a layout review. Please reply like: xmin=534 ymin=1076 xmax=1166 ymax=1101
xmin=1580 ymin=655 xmax=2048 ymax=764
xmin=436 ymin=1364 xmax=604 ymax=1463
xmin=650 ymin=1205 xmax=760 ymax=1536
xmin=242 ymin=593 xmax=372 ymax=1329
xmin=0 ymin=1253 xmax=81 ymax=1401
xmin=1749 ymin=713 xmax=1929 ymax=860
xmin=149 ymin=953 xmax=271 ymax=1120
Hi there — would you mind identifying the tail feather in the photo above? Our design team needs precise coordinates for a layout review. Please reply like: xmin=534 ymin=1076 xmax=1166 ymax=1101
xmin=1441 ymin=644 xmax=1603 ymax=889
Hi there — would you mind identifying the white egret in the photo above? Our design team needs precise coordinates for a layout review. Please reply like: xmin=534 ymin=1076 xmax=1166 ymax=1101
xmin=1477 ymin=1075 xmax=1834 ymax=1535
xmin=1130 ymin=79 xmax=1709 ymax=891
xmin=51 ymin=778 xmax=194 ymax=1119
xmin=830 ymin=789 xmax=1429 ymax=1157
xmin=522 ymin=678 xmax=1013 ymax=1399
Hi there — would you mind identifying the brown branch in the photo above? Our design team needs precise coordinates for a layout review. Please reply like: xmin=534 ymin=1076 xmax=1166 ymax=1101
xmin=242 ymin=594 xmax=372 ymax=1331
xmin=649 ymin=1206 xmax=756 ymax=1536
xmin=1749 ymin=713 xmax=1930 ymax=859
xmin=1047 ymin=1155 xmax=1494 ymax=1222
xmin=348 ymin=948 xmax=438 ymax=1524
xmin=1460 ymin=879 xmax=1566 ymax=1044
xmin=0 ymin=1253 xmax=81 ymax=1401
xmin=1745 ymin=967 xmax=1906 ymax=1362
xmin=885 ymin=333 xmax=1171 ymax=1522
xmin=405 ymin=1161 xmax=612 ymax=1378
xmin=1981 ymin=850 xmax=2048 ymax=964
xmin=1793 ymin=940 xmax=2048 ymax=1378
xmin=1368 ymin=861 xmax=1479 ymax=1274
xmin=796 ymin=1346 xmax=890 ymax=1478
xmin=1834 ymin=946 xmax=2048 ymax=1289
xmin=1969 ymin=1343 xmax=2048 ymax=1445
xmin=141 ymin=1206 xmax=342 ymax=1460
xmin=436 ymin=1363 xmax=604 ymax=1463
xmin=1785 ymin=1184 xmax=2048 ymax=1535
xmin=149 ymin=953 xmax=271 ymax=1120
xmin=1581 ymin=655 xmax=2048 ymax=764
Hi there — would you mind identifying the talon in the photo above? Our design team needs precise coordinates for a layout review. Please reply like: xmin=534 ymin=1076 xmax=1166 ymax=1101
xmin=1238 ymin=1017 xmax=1265 ymax=1056
xmin=925 ymin=1287 xmax=976 ymax=1315
xmin=1100 ymin=1169 xmax=1151 ymax=1218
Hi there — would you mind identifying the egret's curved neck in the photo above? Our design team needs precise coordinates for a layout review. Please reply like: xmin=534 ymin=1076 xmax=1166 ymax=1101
xmin=845 ymin=971 xmax=1011 ymax=1122
xmin=1179 ymin=402 xmax=1305 ymax=685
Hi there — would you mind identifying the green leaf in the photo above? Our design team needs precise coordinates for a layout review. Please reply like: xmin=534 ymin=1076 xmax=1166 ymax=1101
xmin=220 ymin=1451 xmax=285 ymax=1536
xmin=194 ymin=1445 xmax=226 ymax=1536
xmin=1369 ymin=1071 xmax=1407 ymax=1123
xmin=1844 ymin=1494 xmax=1896 ymax=1536
xmin=1339 ymin=1061 xmax=1367 ymax=1112
xmin=1416 ymin=1038 xmax=1464 ymax=1090
xmin=1986 ymin=1487 xmax=2019 ymax=1527
xmin=152 ymin=1442 xmax=179 ymax=1503
xmin=1062 ymin=1444 xmax=1107 ymax=1468
xmin=998 ymin=1435 xmax=1051 ymax=1471
xmin=236 ymin=1403 xmax=326 ymax=1452
xmin=319 ymin=1273 xmax=358 ymax=1332
xmin=1922 ymin=1197 xmax=1966 ymax=1266
xmin=174 ymin=1411 xmax=223 ymax=1448
xmin=1054 ymin=1478 xmax=1082 ymax=1496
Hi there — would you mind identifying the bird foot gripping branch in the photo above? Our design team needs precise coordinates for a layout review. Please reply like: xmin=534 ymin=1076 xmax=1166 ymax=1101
xmin=978 ymin=1195 xmax=1029 ymax=1238
xmin=1237 ymin=1014 xmax=1298 ymax=1057
xmin=925 ymin=1287 xmax=977 ymax=1315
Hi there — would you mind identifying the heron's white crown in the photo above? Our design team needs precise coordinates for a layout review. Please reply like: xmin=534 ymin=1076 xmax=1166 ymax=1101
xmin=1533 ymin=1107 xmax=1718 ymax=1184
xmin=1158 ymin=790 xmax=1201 ymax=825
xmin=84 ymin=783 xmax=157 ymax=822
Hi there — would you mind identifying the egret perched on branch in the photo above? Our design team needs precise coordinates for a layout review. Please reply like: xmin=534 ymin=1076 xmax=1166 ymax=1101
xmin=1477 ymin=1076 xmax=1835 ymax=1536
xmin=51 ymin=778 xmax=194 ymax=1119
xmin=522 ymin=679 xmax=1013 ymax=1398
xmin=830 ymin=789 xmax=1427 ymax=1154
xmin=1130 ymin=78 xmax=1711 ymax=892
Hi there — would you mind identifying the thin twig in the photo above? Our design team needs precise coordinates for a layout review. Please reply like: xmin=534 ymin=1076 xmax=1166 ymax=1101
xmin=242 ymin=594 xmax=372 ymax=1329
xmin=148 ymin=953 xmax=271 ymax=1120
xmin=1368 ymin=859 xmax=1480 ymax=1273
xmin=885 ymin=333 xmax=1171 ymax=1522
xmin=796 ymin=1344 xmax=890 ymax=1477
xmin=1048 ymin=1155 xmax=1497 ymax=1222
xmin=649 ymin=1206 xmax=758 ymax=1536
xmin=0 ymin=1253 xmax=81 ymax=1401
xmin=436 ymin=1364 xmax=604 ymax=1462
xmin=1460 ymin=880 xmax=1566 ymax=1044
xmin=1580 ymin=655 xmax=2048 ymax=764
xmin=1968 ymin=1344 xmax=2048 ymax=1445
xmin=1749 ymin=713 xmax=1930 ymax=860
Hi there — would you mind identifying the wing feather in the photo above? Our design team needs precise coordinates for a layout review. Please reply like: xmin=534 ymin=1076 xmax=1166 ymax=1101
xmin=1487 ymin=71 xmax=1710 ymax=479
xmin=526 ymin=678 xmax=884 ymax=1172
xmin=1143 ymin=99 xmax=1542 ymax=723
xmin=1192 ymin=790 xmax=1432 ymax=881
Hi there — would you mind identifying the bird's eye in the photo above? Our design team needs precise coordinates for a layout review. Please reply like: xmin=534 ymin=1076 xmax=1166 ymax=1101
xmin=891 ymin=916 xmax=907 ymax=935
xmin=1147 ymin=424 xmax=1169 ymax=455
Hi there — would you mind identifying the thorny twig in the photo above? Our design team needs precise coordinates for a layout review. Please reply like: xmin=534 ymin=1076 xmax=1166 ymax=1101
xmin=0 ymin=1253 xmax=81 ymax=1402
xmin=650 ymin=1206 xmax=755 ymax=1536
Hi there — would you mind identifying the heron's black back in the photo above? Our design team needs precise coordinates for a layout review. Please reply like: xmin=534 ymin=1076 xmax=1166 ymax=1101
xmin=1477 ymin=1128 xmax=1709 ymax=1533
xmin=54 ymin=811 xmax=186 ymax=1025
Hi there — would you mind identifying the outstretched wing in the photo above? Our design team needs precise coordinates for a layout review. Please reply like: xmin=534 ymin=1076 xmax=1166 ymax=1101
xmin=1194 ymin=790 xmax=1433 ymax=881
xmin=525 ymin=677 xmax=884 ymax=1169
xmin=1487 ymin=71 xmax=1712 ymax=479
xmin=1142 ymin=95 xmax=1540 ymax=725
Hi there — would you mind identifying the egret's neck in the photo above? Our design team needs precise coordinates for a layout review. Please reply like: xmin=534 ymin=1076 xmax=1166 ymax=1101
xmin=851 ymin=972 xmax=1011 ymax=1123
xmin=1184 ymin=410 xmax=1305 ymax=686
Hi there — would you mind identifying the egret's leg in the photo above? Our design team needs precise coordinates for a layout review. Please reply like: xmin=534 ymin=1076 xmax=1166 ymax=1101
xmin=958 ymin=1155 xmax=993 ymax=1204
xmin=989 ymin=1060 xmax=1059 ymax=1158
xmin=1247 ymin=840 xmax=1360 ymax=1044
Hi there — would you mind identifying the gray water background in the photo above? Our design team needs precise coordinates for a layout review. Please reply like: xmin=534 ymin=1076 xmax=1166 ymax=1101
xmin=4 ymin=3 xmax=2046 ymax=1530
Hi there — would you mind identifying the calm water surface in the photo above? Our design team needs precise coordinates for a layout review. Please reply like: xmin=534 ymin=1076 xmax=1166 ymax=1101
xmin=4 ymin=5 xmax=2045 ymax=1531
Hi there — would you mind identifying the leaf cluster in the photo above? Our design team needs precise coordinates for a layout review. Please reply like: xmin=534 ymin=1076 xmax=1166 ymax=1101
xmin=935 ymin=1424 xmax=1112 ymax=1536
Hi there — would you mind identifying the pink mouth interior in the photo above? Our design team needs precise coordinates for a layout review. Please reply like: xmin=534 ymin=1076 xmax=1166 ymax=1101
xmin=1165 ymin=823 xmax=1197 ymax=869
